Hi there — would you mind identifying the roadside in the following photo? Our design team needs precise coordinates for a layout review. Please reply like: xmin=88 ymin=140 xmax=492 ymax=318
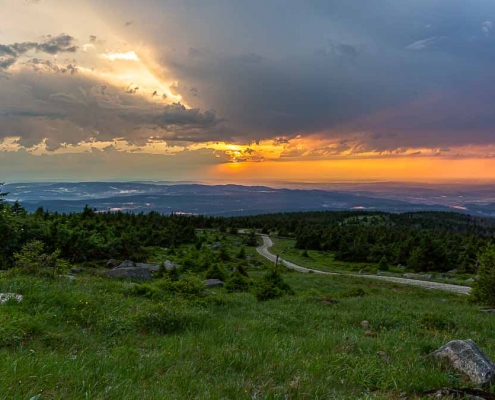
xmin=257 ymin=235 xmax=471 ymax=295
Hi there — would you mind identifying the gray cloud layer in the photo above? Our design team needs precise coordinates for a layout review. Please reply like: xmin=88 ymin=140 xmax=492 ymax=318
xmin=0 ymin=34 xmax=78 ymax=70
xmin=3 ymin=1 xmax=495 ymax=155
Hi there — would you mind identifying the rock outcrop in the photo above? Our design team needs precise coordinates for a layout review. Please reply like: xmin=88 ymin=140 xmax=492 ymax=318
xmin=431 ymin=340 xmax=495 ymax=386
xmin=204 ymin=279 xmax=224 ymax=288
xmin=103 ymin=267 xmax=152 ymax=281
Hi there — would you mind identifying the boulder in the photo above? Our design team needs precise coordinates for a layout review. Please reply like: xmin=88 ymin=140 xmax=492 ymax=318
xmin=103 ymin=267 xmax=152 ymax=281
xmin=71 ymin=268 xmax=83 ymax=274
xmin=136 ymin=263 xmax=160 ymax=272
xmin=0 ymin=293 xmax=23 ymax=304
xmin=403 ymin=273 xmax=434 ymax=280
xmin=204 ymin=279 xmax=224 ymax=288
xmin=359 ymin=269 xmax=365 ymax=275
xmin=106 ymin=259 xmax=119 ymax=268
xmin=466 ymin=278 xmax=476 ymax=284
xmin=164 ymin=260 xmax=180 ymax=271
xmin=437 ymin=274 xmax=453 ymax=280
xmin=431 ymin=340 xmax=495 ymax=386
xmin=116 ymin=260 xmax=135 ymax=269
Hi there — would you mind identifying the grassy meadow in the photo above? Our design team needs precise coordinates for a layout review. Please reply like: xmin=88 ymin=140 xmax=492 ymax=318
xmin=1 ymin=262 xmax=494 ymax=399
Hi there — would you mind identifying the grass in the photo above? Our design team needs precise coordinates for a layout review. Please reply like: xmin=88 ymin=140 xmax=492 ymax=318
xmin=270 ymin=237 xmax=378 ymax=273
xmin=270 ymin=238 xmax=475 ymax=286
xmin=0 ymin=268 xmax=493 ymax=399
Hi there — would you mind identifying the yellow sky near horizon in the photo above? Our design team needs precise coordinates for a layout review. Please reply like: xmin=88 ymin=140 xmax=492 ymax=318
xmin=211 ymin=157 xmax=495 ymax=183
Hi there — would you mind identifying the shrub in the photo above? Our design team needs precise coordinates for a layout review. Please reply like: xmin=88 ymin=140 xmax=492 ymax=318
xmin=14 ymin=241 xmax=70 ymax=276
xmin=255 ymin=268 xmax=294 ymax=301
xmin=129 ymin=283 xmax=159 ymax=299
xmin=205 ymin=264 xmax=227 ymax=281
xmin=173 ymin=274 xmax=206 ymax=299
xmin=378 ymin=255 xmax=389 ymax=271
xmin=225 ymin=271 xmax=251 ymax=293
xmin=237 ymin=247 xmax=246 ymax=259
xmin=471 ymin=244 xmax=495 ymax=306
xmin=167 ymin=266 xmax=180 ymax=281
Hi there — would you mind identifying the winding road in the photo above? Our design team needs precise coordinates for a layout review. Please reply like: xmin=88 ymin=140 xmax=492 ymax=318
xmin=257 ymin=235 xmax=471 ymax=295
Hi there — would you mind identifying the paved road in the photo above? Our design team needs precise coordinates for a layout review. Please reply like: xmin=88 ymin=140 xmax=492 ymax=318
xmin=257 ymin=235 xmax=471 ymax=295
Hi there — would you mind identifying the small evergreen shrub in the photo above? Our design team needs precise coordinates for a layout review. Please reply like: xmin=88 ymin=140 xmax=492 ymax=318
xmin=225 ymin=271 xmax=251 ymax=293
xmin=471 ymin=244 xmax=495 ymax=306
xmin=205 ymin=264 xmax=227 ymax=281
xmin=255 ymin=268 xmax=294 ymax=301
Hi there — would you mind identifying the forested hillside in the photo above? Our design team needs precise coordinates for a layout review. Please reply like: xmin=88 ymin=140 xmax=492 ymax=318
xmin=1 ymin=183 xmax=494 ymax=273
xmin=227 ymin=212 xmax=495 ymax=273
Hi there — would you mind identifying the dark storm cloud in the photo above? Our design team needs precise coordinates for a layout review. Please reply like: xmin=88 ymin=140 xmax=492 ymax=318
xmin=0 ymin=34 xmax=78 ymax=71
xmin=5 ymin=0 xmax=495 ymax=155
xmin=0 ymin=68 xmax=224 ymax=150
xmin=128 ymin=0 xmax=495 ymax=152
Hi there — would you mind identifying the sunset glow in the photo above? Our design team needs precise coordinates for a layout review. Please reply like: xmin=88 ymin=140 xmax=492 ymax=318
xmin=2 ymin=0 xmax=495 ymax=183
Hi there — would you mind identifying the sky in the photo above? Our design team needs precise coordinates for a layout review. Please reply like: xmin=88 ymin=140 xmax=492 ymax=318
xmin=2 ymin=0 xmax=495 ymax=183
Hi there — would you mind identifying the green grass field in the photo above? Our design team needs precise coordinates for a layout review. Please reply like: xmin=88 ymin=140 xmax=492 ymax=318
xmin=270 ymin=237 xmax=378 ymax=273
xmin=0 ymin=268 xmax=493 ymax=399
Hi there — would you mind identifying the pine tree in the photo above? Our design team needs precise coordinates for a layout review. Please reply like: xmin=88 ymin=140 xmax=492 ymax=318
xmin=471 ymin=244 xmax=495 ymax=306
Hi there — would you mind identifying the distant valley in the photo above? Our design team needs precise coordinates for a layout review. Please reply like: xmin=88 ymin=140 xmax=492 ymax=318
xmin=4 ymin=181 xmax=495 ymax=216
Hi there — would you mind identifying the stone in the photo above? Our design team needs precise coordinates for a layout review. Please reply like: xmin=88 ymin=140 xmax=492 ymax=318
xmin=448 ymin=269 xmax=459 ymax=274
xmin=204 ymin=279 xmax=224 ymax=288
xmin=480 ymin=309 xmax=495 ymax=313
xmin=136 ymin=263 xmax=160 ymax=272
xmin=377 ymin=351 xmax=391 ymax=363
xmin=403 ymin=273 xmax=434 ymax=280
xmin=431 ymin=340 xmax=495 ymax=386
xmin=71 ymin=268 xmax=83 ymax=274
xmin=437 ymin=274 xmax=453 ymax=280
xmin=115 ymin=260 xmax=135 ymax=269
xmin=0 ymin=293 xmax=23 ymax=304
xmin=164 ymin=260 xmax=180 ymax=271
xmin=360 ymin=320 xmax=370 ymax=330
xmin=106 ymin=259 xmax=119 ymax=268
xmin=103 ymin=267 xmax=152 ymax=281
xmin=466 ymin=278 xmax=476 ymax=284
xmin=359 ymin=269 xmax=365 ymax=275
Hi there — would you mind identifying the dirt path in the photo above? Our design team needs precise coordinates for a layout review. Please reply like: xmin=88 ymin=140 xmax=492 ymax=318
xmin=256 ymin=235 xmax=471 ymax=295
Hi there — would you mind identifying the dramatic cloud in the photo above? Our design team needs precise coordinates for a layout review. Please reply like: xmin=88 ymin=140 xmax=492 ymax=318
xmin=0 ymin=34 xmax=78 ymax=71
xmin=3 ymin=0 xmax=495 ymax=182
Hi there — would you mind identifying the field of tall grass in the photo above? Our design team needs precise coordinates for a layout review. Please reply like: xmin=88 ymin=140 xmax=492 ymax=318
xmin=0 ymin=267 xmax=493 ymax=399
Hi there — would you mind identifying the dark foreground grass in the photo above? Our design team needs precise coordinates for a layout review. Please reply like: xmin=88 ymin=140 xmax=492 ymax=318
xmin=0 ymin=272 xmax=494 ymax=399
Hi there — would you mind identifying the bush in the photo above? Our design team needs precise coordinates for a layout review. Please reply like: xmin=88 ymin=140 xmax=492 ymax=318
xmin=378 ymin=255 xmax=389 ymax=271
xmin=205 ymin=264 xmax=227 ymax=281
xmin=225 ymin=271 xmax=251 ymax=293
xmin=255 ymin=268 xmax=294 ymax=301
xmin=471 ymin=244 xmax=495 ymax=306
xmin=173 ymin=274 xmax=206 ymax=299
xmin=237 ymin=247 xmax=246 ymax=259
xmin=14 ymin=241 xmax=70 ymax=276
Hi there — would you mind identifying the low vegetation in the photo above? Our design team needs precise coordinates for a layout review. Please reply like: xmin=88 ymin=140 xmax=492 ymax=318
xmin=2 ymin=185 xmax=495 ymax=398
